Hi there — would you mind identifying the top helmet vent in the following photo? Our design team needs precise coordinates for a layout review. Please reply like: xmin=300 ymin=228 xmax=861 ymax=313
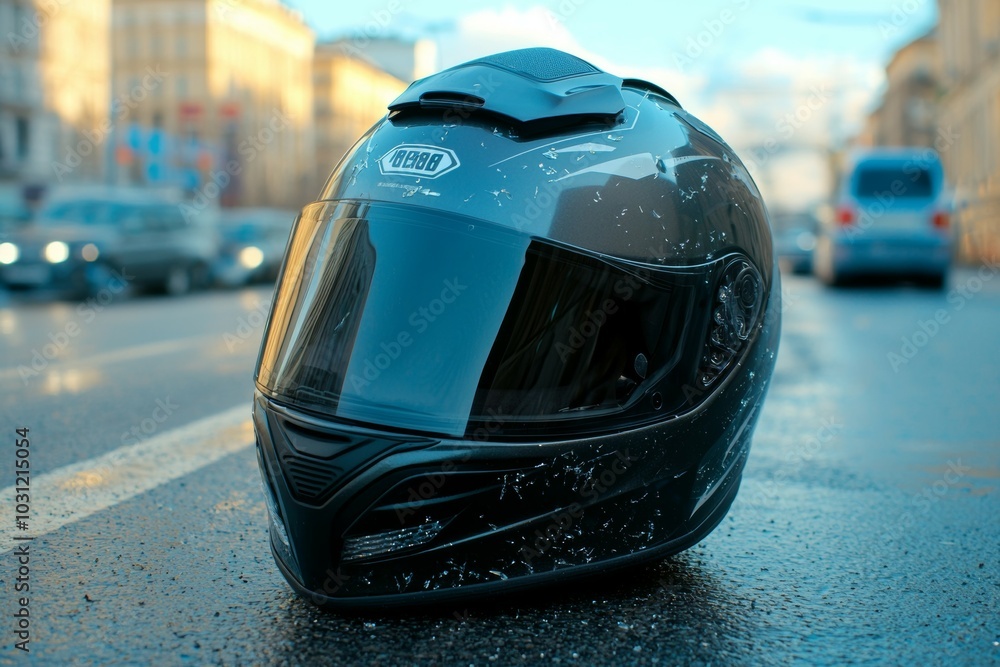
xmin=388 ymin=48 xmax=627 ymax=135
xmin=473 ymin=47 xmax=600 ymax=82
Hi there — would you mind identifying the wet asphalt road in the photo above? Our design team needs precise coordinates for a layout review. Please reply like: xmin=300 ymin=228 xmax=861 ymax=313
xmin=0 ymin=271 xmax=997 ymax=666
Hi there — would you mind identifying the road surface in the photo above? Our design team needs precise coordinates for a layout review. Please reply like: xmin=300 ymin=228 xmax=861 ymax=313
xmin=0 ymin=271 xmax=997 ymax=665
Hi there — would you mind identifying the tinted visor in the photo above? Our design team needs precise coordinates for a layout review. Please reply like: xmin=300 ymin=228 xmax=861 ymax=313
xmin=257 ymin=200 xmax=763 ymax=439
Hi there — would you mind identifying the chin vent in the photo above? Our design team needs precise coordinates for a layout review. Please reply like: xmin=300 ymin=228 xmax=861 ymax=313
xmin=280 ymin=456 xmax=345 ymax=503
xmin=270 ymin=415 xmax=437 ymax=506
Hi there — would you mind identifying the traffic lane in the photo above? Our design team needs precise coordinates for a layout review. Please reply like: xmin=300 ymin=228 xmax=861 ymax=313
xmin=0 ymin=447 xmax=799 ymax=665
xmin=0 ymin=286 xmax=272 ymax=368
xmin=10 ymin=436 xmax=996 ymax=665
xmin=3 ymin=273 xmax=998 ymax=663
xmin=0 ymin=288 xmax=270 ymax=474
xmin=736 ymin=271 xmax=998 ymax=664
xmin=6 ymin=274 xmax=997 ymax=665
xmin=769 ymin=271 xmax=1000 ymax=482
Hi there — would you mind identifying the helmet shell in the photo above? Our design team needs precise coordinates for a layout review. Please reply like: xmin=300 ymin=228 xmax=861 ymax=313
xmin=254 ymin=48 xmax=780 ymax=608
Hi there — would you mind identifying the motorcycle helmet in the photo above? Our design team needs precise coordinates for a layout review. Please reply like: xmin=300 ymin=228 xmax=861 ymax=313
xmin=253 ymin=47 xmax=780 ymax=608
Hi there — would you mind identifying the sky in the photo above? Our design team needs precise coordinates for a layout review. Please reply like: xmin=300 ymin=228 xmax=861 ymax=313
xmin=284 ymin=0 xmax=938 ymax=211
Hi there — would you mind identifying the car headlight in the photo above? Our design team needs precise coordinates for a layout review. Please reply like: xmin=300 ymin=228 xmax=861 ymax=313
xmin=81 ymin=243 xmax=100 ymax=262
xmin=0 ymin=242 xmax=18 ymax=265
xmin=44 ymin=241 xmax=70 ymax=264
xmin=238 ymin=246 xmax=264 ymax=269
xmin=795 ymin=232 xmax=816 ymax=252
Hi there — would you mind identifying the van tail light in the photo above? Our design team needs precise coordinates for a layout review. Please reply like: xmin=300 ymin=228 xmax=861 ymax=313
xmin=835 ymin=206 xmax=855 ymax=226
xmin=932 ymin=211 xmax=950 ymax=230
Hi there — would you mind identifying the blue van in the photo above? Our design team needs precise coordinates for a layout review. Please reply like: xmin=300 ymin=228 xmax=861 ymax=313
xmin=814 ymin=148 xmax=952 ymax=287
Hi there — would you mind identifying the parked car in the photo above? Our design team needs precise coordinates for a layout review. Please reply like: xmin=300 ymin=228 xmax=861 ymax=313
xmin=813 ymin=148 xmax=952 ymax=287
xmin=0 ymin=195 xmax=219 ymax=297
xmin=212 ymin=208 xmax=295 ymax=287
xmin=0 ymin=201 xmax=31 ymax=234
xmin=774 ymin=212 xmax=818 ymax=275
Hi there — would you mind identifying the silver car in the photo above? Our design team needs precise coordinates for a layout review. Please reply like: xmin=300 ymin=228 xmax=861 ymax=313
xmin=814 ymin=148 xmax=952 ymax=287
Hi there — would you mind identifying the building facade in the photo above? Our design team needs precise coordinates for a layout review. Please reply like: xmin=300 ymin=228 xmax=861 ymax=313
xmin=313 ymin=43 xmax=406 ymax=193
xmin=937 ymin=0 xmax=1000 ymax=262
xmin=111 ymin=0 xmax=315 ymax=208
xmin=0 ymin=0 xmax=111 ymax=189
xmin=879 ymin=31 xmax=941 ymax=148
xmin=327 ymin=36 xmax=437 ymax=84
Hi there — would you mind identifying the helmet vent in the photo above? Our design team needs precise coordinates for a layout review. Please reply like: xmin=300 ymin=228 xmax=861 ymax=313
xmin=271 ymin=415 xmax=437 ymax=506
xmin=281 ymin=456 xmax=344 ymax=502
xmin=388 ymin=47 xmax=626 ymax=136
xmin=418 ymin=91 xmax=485 ymax=109
xmin=473 ymin=47 xmax=599 ymax=82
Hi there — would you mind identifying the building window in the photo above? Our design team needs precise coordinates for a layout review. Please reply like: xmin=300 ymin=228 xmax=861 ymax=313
xmin=13 ymin=4 xmax=25 ymax=33
xmin=15 ymin=117 xmax=29 ymax=161
xmin=994 ymin=90 xmax=1000 ymax=179
xmin=128 ymin=76 xmax=140 ymax=93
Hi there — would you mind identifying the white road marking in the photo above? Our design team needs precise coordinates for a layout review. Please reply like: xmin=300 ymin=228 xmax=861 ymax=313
xmin=0 ymin=404 xmax=253 ymax=553
xmin=0 ymin=335 xmax=216 ymax=383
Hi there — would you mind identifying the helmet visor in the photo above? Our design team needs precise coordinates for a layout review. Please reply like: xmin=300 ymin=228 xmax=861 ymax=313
xmin=257 ymin=200 xmax=763 ymax=439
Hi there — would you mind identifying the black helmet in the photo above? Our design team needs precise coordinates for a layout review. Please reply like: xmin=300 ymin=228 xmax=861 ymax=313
xmin=254 ymin=47 xmax=779 ymax=608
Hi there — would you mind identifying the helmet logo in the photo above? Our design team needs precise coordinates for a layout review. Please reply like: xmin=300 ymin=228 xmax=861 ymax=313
xmin=378 ymin=144 xmax=460 ymax=179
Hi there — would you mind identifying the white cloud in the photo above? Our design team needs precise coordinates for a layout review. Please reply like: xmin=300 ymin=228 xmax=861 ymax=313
xmin=436 ymin=6 xmax=583 ymax=68
xmin=435 ymin=7 xmax=706 ymax=116
xmin=434 ymin=6 xmax=887 ymax=211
